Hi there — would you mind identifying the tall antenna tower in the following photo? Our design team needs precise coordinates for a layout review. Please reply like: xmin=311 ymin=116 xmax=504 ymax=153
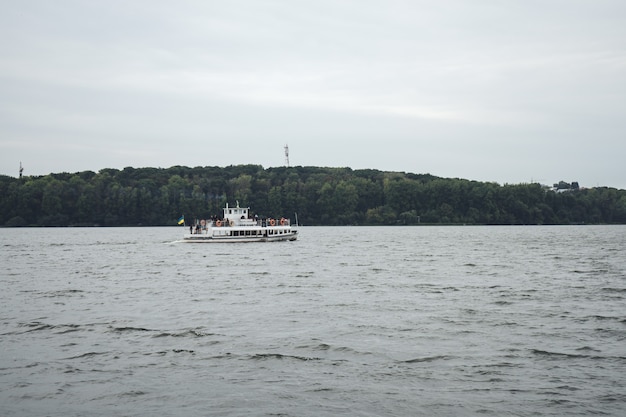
xmin=19 ymin=161 xmax=23 ymax=179
xmin=284 ymin=144 xmax=290 ymax=167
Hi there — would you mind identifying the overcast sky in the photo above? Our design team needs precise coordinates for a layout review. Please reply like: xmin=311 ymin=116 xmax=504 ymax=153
xmin=1 ymin=1 xmax=625 ymax=189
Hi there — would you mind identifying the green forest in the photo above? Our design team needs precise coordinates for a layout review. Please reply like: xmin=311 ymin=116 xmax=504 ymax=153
xmin=1 ymin=165 xmax=625 ymax=226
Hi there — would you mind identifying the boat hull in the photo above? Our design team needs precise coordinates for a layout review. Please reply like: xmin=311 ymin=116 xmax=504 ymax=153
xmin=182 ymin=232 xmax=297 ymax=243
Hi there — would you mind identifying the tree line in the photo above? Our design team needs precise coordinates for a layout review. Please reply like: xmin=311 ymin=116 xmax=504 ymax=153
xmin=1 ymin=165 xmax=625 ymax=226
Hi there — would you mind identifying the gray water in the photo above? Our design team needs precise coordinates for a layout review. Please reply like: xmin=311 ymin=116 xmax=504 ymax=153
xmin=1 ymin=225 xmax=625 ymax=416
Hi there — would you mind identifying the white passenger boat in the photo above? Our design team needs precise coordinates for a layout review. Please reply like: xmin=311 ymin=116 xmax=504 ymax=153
xmin=182 ymin=202 xmax=298 ymax=242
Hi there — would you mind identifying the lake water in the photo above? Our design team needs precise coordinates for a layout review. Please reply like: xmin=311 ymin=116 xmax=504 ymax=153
xmin=1 ymin=225 xmax=625 ymax=416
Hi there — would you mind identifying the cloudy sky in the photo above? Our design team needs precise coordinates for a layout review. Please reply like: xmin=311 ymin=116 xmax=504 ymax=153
xmin=1 ymin=1 xmax=625 ymax=188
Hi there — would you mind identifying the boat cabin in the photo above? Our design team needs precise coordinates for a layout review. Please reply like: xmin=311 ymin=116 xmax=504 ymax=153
xmin=223 ymin=202 xmax=248 ymax=221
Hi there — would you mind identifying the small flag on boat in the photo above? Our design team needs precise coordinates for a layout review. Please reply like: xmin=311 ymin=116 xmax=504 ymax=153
xmin=177 ymin=215 xmax=185 ymax=225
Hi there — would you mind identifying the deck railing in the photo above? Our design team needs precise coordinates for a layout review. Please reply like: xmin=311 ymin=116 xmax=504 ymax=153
xmin=189 ymin=218 xmax=292 ymax=233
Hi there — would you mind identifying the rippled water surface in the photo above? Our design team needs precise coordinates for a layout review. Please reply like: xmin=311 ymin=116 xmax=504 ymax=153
xmin=1 ymin=226 xmax=625 ymax=416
